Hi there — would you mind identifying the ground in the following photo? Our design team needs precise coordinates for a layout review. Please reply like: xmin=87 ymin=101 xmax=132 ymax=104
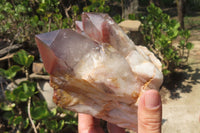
xmin=160 ymin=24 xmax=200 ymax=132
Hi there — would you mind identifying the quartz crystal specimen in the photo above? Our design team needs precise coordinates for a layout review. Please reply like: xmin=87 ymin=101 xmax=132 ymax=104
xmin=35 ymin=12 xmax=163 ymax=131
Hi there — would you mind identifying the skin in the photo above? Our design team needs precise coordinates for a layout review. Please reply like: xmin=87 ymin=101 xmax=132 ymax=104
xmin=78 ymin=90 xmax=162 ymax=133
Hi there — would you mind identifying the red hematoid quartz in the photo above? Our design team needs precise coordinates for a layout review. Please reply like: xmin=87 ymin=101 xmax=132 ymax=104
xmin=35 ymin=12 xmax=163 ymax=131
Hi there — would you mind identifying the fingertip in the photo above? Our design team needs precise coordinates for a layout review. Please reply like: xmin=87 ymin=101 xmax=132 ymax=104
xmin=138 ymin=90 xmax=162 ymax=133
xmin=78 ymin=113 xmax=104 ymax=133
xmin=144 ymin=90 xmax=161 ymax=109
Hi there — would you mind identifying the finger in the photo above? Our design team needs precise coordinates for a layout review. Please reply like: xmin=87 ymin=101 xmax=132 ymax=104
xmin=138 ymin=90 xmax=162 ymax=133
xmin=78 ymin=113 xmax=104 ymax=133
xmin=107 ymin=123 xmax=125 ymax=133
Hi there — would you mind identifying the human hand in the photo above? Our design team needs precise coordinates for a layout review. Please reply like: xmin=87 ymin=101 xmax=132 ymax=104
xmin=78 ymin=89 xmax=162 ymax=133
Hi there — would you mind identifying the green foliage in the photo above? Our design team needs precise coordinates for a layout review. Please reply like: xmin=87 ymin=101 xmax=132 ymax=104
xmin=83 ymin=0 xmax=110 ymax=12
xmin=141 ymin=4 xmax=194 ymax=75
xmin=31 ymin=102 xmax=50 ymax=120
xmin=0 ymin=0 xmax=69 ymax=44
xmin=6 ymin=81 xmax=36 ymax=102
xmin=128 ymin=13 xmax=136 ymax=20
xmin=112 ymin=14 xmax=124 ymax=23
xmin=13 ymin=49 xmax=34 ymax=68
xmin=0 ymin=65 xmax=21 ymax=80
xmin=0 ymin=103 xmax=15 ymax=111
xmin=0 ymin=0 xmax=124 ymax=46
xmin=0 ymin=50 xmax=77 ymax=132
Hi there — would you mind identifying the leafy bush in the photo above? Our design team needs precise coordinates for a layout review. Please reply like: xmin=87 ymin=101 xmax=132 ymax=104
xmin=83 ymin=0 xmax=110 ymax=12
xmin=0 ymin=0 xmax=80 ymax=45
xmin=0 ymin=0 xmax=123 ymax=45
xmin=0 ymin=50 xmax=77 ymax=132
xmin=140 ymin=4 xmax=194 ymax=75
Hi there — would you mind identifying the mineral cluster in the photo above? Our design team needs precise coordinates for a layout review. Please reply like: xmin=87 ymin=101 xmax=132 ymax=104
xmin=35 ymin=12 xmax=163 ymax=130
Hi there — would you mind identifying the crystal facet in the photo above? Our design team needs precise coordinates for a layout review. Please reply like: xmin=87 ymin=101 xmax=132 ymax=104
xmin=35 ymin=13 xmax=163 ymax=131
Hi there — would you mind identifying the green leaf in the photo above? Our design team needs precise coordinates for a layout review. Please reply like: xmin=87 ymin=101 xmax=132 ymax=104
xmin=21 ymin=81 xmax=36 ymax=97
xmin=163 ymin=69 xmax=171 ymax=75
xmin=23 ymin=118 xmax=29 ymax=129
xmin=50 ymin=108 xmax=57 ymax=116
xmin=26 ymin=55 xmax=35 ymax=67
xmin=38 ymin=21 xmax=45 ymax=26
xmin=5 ymin=90 xmax=16 ymax=101
xmin=4 ymin=2 xmax=13 ymax=12
xmin=58 ymin=120 xmax=65 ymax=131
xmin=13 ymin=116 xmax=23 ymax=126
xmin=8 ymin=115 xmax=14 ymax=125
xmin=0 ymin=65 xmax=21 ymax=79
xmin=104 ymin=5 xmax=110 ymax=12
xmin=0 ymin=103 xmax=15 ymax=111
xmin=9 ymin=65 xmax=21 ymax=72
xmin=31 ymin=15 xmax=39 ymax=27
xmin=39 ymin=128 xmax=46 ymax=133
xmin=186 ymin=42 xmax=194 ymax=50
xmin=19 ymin=92 xmax=28 ymax=102
xmin=13 ymin=50 xmax=34 ymax=67
xmin=15 ymin=4 xmax=26 ymax=13
xmin=180 ymin=40 xmax=185 ymax=47
xmin=13 ymin=50 xmax=28 ymax=65
xmin=72 ymin=5 xmax=79 ymax=14
xmin=112 ymin=14 xmax=122 ymax=23
xmin=128 ymin=13 xmax=136 ymax=20
xmin=180 ymin=30 xmax=190 ymax=39
xmin=7 ymin=65 xmax=21 ymax=79
xmin=31 ymin=106 xmax=49 ymax=120
xmin=45 ymin=120 xmax=58 ymax=130
xmin=13 ymin=86 xmax=22 ymax=96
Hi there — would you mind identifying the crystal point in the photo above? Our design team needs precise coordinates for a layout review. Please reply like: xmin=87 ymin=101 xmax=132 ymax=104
xmin=35 ymin=29 xmax=60 ymax=47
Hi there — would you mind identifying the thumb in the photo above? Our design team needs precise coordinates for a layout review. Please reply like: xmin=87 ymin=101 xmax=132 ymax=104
xmin=138 ymin=90 xmax=162 ymax=133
